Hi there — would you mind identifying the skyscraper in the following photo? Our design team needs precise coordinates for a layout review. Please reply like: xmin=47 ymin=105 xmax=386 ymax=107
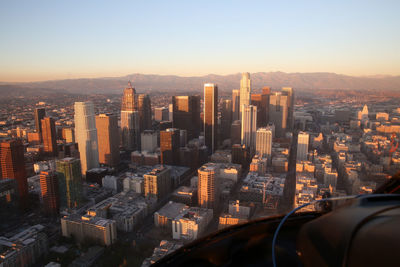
xmin=34 ymin=108 xmax=46 ymax=134
xmin=204 ymin=83 xmax=218 ymax=154
xmin=0 ymin=139 xmax=28 ymax=204
xmin=143 ymin=166 xmax=171 ymax=201
xmin=154 ymin=107 xmax=169 ymax=122
xmin=160 ymin=128 xmax=180 ymax=165
xmin=269 ymin=92 xmax=288 ymax=138
xmin=231 ymin=120 xmax=242 ymax=145
xmin=241 ymin=105 xmax=257 ymax=153
xmin=251 ymin=94 xmax=268 ymax=127
xmin=39 ymin=170 xmax=59 ymax=215
xmin=297 ymin=131 xmax=309 ymax=162
xmin=232 ymin=89 xmax=240 ymax=121
xmin=56 ymin=158 xmax=82 ymax=209
xmin=262 ymin=86 xmax=271 ymax=123
xmin=221 ymin=99 xmax=232 ymax=141
xmin=198 ymin=163 xmax=219 ymax=210
xmin=74 ymin=101 xmax=99 ymax=175
xmin=256 ymin=125 xmax=275 ymax=160
xmin=239 ymin=73 xmax=251 ymax=118
xmin=138 ymin=94 xmax=152 ymax=131
xmin=172 ymin=95 xmax=201 ymax=140
xmin=282 ymin=87 xmax=294 ymax=130
xmin=96 ymin=113 xmax=120 ymax=167
xmin=41 ymin=117 xmax=57 ymax=157
xmin=121 ymin=83 xmax=140 ymax=150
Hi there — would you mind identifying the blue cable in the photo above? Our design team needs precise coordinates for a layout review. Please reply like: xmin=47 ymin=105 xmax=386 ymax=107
xmin=271 ymin=195 xmax=359 ymax=267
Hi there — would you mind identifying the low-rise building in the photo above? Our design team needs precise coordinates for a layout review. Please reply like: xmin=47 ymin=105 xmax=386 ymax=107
xmin=61 ymin=215 xmax=117 ymax=246
xmin=172 ymin=207 xmax=213 ymax=241
xmin=0 ymin=225 xmax=48 ymax=267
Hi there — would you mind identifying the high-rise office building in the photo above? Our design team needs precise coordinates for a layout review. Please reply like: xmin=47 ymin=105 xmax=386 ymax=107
xmin=121 ymin=83 xmax=140 ymax=150
xmin=154 ymin=107 xmax=169 ymax=122
xmin=241 ymin=105 xmax=257 ymax=153
xmin=262 ymin=87 xmax=271 ymax=123
xmin=143 ymin=166 xmax=171 ymax=201
xmin=172 ymin=95 xmax=201 ymax=140
xmin=160 ymin=128 xmax=180 ymax=165
xmin=41 ymin=117 xmax=57 ymax=157
xmin=239 ymin=73 xmax=251 ymax=118
xmin=138 ymin=94 xmax=152 ymax=131
xmin=74 ymin=101 xmax=99 ymax=175
xmin=232 ymin=89 xmax=240 ymax=121
xmin=0 ymin=139 xmax=28 ymax=203
xmin=231 ymin=120 xmax=242 ymax=145
xmin=282 ymin=87 xmax=294 ymax=130
xmin=56 ymin=158 xmax=82 ymax=209
xmin=221 ymin=99 xmax=232 ymax=141
xmin=96 ymin=114 xmax=120 ymax=167
xmin=39 ymin=170 xmax=59 ymax=215
xmin=251 ymin=94 xmax=268 ymax=127
xmin=34 ymin=108 xmax=46 ymax=134
xmin=269 ymin=92 xmax=288 ymax=138
xmin=256 ymin=125 xmax=275 ymax=160
xmin=297 ymin=131 xmax=309 ymax=162
xmin=204 ymin=83 xmax=218 ymax=153
xmin=198 ymin=163 xmax=219 ymax=210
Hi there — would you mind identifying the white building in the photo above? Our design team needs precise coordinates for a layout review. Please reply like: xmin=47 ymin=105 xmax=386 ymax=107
xmin=256 ymin=125 xmax=274 ymax=160
xmin=61 ymin=215 xmax=117 ymax=246
xmin=123 ymin=175 xmax=144 ymax=193
xmin=297 ymin=132 xmax=309 ymax=162
xmin=172 ymin=207 xmax=213 ymax=240
xmin=141 ymin=130 xmax=158 ymax=152
xmin=241 ymin=105 xmax=257 ymax=152
xmin=74 ymin=102 xmax=99 ymax=175
xmin=239 ymin=72 xmax=251 ymax=119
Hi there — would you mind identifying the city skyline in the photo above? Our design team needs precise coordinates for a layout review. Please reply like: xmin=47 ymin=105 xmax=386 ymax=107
xmin=1 ymin=1 xmax=400 ymax=82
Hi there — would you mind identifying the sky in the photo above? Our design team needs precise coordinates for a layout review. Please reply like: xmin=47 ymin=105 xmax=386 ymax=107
xmin=0 ymin=0 xmax=399 ymax=82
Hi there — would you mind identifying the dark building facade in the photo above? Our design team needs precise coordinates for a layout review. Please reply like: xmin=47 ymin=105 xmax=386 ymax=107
xmin=34 ymin=108 xmax=46 ymax=134
xmin=138 ymin=94 xmax=152 ymax=131
xmin=40 ymin=170 xmax=59 ymax=215
xmin=172 ymin=95 xmax=201 ymax=141
xmin=221 ymin=99 xmax=232 ymax=141
xmin=41 ymin=117 xmax=58 ymax=156
xmin=0 ymin=139 xmax=28 ymax=204
xmin=160 ymin=128 xmax=180 ymax=165
xmin=204 ymin=83 xmax=218 ymax=154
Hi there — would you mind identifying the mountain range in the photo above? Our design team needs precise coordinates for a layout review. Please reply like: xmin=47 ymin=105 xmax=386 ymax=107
xmin=1 ymin=72 xmax=400 ymax=95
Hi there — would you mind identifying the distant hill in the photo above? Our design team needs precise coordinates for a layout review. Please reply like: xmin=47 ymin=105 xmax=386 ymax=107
xmin=3 ymin=72 xmax=400 ymax=94
xmin=0 ymin=85 xmax=63 ymax=99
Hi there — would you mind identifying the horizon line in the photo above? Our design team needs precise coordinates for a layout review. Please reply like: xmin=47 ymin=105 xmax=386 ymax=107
xmin=1 ymin=71 xmax=398 ymax=84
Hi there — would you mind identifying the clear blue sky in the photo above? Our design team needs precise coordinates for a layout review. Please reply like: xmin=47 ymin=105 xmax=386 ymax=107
xmin=1 ymin=0 xmax=399 ymax=82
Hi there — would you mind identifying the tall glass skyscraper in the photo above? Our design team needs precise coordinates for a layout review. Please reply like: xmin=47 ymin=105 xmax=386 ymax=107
xmin=121 ymin=83 xmax=140 ymax=150
xmin=56 ymin=158 xmax=82 ymax=209
xmin=74 ymin=101 xmax=99 ymax=175
xmin=239 ymin=73 xmax=251 ymax=119
xmin=204 ymin=83 xmax=218 ymax=154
